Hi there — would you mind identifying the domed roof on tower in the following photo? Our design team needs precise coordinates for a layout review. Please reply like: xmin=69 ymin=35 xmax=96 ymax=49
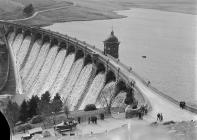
xmin=104 ymin=30 xmax=119 ymax=43
xmin=103 ymin=30 xmax=120 ymax=59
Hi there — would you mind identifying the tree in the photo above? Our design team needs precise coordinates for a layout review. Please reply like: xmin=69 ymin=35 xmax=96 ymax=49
xmin=41 ymin=91 xmax=51 ymax=103
xmin=4 ymin=100 xmax=20 ymax=134
xmin=51 ymin=93 xmax=63 ymax=114
xmin=19 ymin=100 xmax=29 ymax=123
xmin=37 ymin=102 xmax=52 ymax=116
xmin=84 ymin=104 xmax=97 ymax=111
xmin=28 ymin=95 xmax=40 ymax=118
xmin=23 ymin=4 xmax=34 ymax=16
xmin=37 ymin=101 xmax=52 ymax=129
xmin=63 ymin=105 xmax=70 ymax=118
xmin=38 ymin=91 xmax=52 ymax=115
xmin=38 ymin=91 xmax=52 ymax=128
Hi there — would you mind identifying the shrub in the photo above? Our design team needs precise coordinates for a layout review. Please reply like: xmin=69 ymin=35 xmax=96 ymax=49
xmin=84 ymin=104 xmax=97 ymax=111
xmin=31 ymin=115 xmax=44 ymax=124
xmin=23 ymin=4 xmax=34 ymax=16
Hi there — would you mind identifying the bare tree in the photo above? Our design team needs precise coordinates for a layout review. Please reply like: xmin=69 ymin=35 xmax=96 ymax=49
xmin=100 ymin=84 xmax=115 ymax=113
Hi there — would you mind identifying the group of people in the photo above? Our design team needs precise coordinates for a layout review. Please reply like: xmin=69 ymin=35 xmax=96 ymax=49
xmin=179 ymin=101 xmax=186 ymax=109
xmin=88 ymin=116 xmax=97 ymax=124
xmin=157 ymin=113 xmax=163 ymax=122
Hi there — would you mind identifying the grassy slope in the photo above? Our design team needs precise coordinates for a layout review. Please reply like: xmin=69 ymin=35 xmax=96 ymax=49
xmin=0 ymin=0 xmax=23 ymax=13
xmin=16 ymin=0 xmax=197 ymax=26
xmin=1 ymin=0 xmax=197 ymax=25
xmin=0 ymin=0 xmax=24 ymax=19
xmin=0 ymin=0 xmax=73 ymax=20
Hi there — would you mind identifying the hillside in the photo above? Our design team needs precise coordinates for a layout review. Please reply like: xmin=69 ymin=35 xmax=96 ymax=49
xmin=0 ymin=0 xmax=73 ymax=20
xmin=0 ymin=0 xmax=23 ymax=19
xmin=0 ymin=0 xmax=197 ymax=26
xmin=0 ymin=0 xmax=23 ymax=13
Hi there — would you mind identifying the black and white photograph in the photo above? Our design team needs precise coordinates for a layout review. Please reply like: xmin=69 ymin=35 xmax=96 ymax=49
xmin=0 ymin=0 xmax=197 ymax=140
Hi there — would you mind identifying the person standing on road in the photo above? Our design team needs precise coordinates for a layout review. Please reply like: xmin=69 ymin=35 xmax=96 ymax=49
xmin=160 ymin=113 xmax=163 ymax=122
xmin=157 ymin=113 xmax=160 ymax=121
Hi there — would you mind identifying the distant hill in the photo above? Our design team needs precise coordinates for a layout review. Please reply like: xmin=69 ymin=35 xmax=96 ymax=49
xmin=0 ymin=0 xmax=23 ymax=13
xmin=11 ymin=0 xmax=72 ymax=10
xmin=0 ymin=0 xmax=73 ymax=20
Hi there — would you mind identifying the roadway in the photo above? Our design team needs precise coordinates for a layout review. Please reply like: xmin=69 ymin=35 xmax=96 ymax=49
xmin=83 ymin=41 xmax=197 ymax=122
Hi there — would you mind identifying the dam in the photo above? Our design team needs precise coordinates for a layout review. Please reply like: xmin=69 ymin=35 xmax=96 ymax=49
xmin=0 ymin=21 xmax=196 ymax=122
xmin=0 ymin=21 xmax=138 ymax=112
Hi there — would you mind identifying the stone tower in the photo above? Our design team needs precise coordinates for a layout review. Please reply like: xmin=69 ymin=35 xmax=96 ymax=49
xmin=104 ymin=30 xmax=120 ymax=59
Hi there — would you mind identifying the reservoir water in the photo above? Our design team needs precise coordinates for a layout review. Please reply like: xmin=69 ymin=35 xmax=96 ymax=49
xmin=44 ymin=8 xmax=197 ymax=105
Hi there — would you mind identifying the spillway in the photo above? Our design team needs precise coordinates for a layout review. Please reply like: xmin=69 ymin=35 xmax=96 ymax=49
xmin=79 ymin=72 xmax=105 ymax=110
xmin=8 ymin=33 xmax=24 ymax=94
xmin=3 ymin=26 xmax=144 ymax=115
xmin=96 ymin=81 xmax=116 ymax=108
xmin=49 ymin=53 xmax=75 ymax=98
xmin=60 ymin=58 xmax=84 ymax=100
xmin=66 ymin=64 xmax=93 ymax=111
xmin=39 ymin=49 xmax=67 ymax=96
xmin=16 ymin=36 xmax=31 ymax=69
xmin=20 ymin=40 xmax=42 ymax=81
xmin=4 ymin=30 xmax=136 ymax=114
xmin=12 ymin=33 xmax=23 ymax=57
xmin=5 ymin=30 xmax=128 ymax=112
xmin=24 ymin=42 xmax=50 ymax=94
xmin=111 ymin=92 xmax=127 ymax=108
xmin=7 ymin=32 xmax=15 ymax=47
xmin=29 ymin=46 xmax=58 ymax=97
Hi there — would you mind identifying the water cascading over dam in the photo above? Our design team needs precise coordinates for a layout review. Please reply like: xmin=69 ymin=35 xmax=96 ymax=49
xmin=24 ymin=42 xmax=50 ymax=95
xmin=60 ymin=58 xmax=84 ymax=100
xmin=66 ymin=64 xmax=93 ymax=111
xmin=49 ymin=53 xmax=75 ymax=98
xmin=20 ymin=39 xmax=42 ymax=81
xmin=40 ymin=49 xmax=67 ymax=97
xmin=0 ymin=23 xmax=136 ymax=112
xmin=96 ymin=81 xmax=116 ymax=108
xmin=79 ymin=73 xmax=105 ymax=110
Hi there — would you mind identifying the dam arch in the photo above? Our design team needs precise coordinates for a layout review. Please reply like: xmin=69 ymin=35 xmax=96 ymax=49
xmin=59 ymin=42 xmax=67 ymax=50
xmin=115 ymin=80 xmax=128 ymax=96
xmin=50 ymin=38 xmax=59 ymax=46
xmin=43 ymin=35 xmax=50 ymax=44
xmin=105 ymin=70 xmax=116 ymax=85
xmin=75 ymin=49 xmax=84 ymax=61
xmin=6 ymin=26 xmax=14 ymax=37
xmin=66 ymin=44 xmax=75 ymax=56
xmin=15 ymin=27 xmax=23 ymax=36
xmin=84 ymin=54 xmax=92 ymax=66
xmin=33 ymin=32 xmax=42 ymax=41
xmin=96 ymin=62 xmax=106 ymax=75
xmin=23 ymin=29 xmax=32 ymax=37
